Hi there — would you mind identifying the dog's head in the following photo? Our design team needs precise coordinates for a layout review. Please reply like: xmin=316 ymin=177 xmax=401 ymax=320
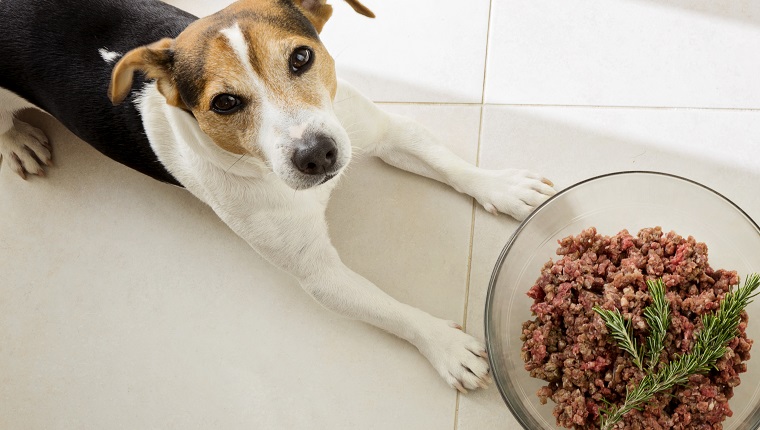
xmin=109 ymin=0 xmax=374 ymax=190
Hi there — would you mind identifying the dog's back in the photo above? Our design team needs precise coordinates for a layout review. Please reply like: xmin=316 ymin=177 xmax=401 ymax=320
xmin=0 ymin=0 xmax=197 ymax=184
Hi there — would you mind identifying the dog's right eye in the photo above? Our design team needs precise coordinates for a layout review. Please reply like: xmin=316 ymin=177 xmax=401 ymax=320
xmin=211 ymin=94 xmax=243 ymax=114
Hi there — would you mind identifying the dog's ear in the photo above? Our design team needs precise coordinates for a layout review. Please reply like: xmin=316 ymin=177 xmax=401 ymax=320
xmin=295 ymin=0 xmax=374 ymax=33
xmin=109 ymin=38 xmax=185 ymax=109
xmin=343 ymin=0 xmax=375 ymax=18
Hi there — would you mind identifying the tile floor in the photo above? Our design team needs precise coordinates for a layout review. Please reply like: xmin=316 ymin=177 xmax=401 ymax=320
xmin=2 ymin=1 xmax=759 ymax=429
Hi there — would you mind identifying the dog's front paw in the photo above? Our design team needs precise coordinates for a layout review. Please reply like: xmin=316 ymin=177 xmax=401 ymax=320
xmin=471 ymin=169 xmax=556 ymax=221
xmin=0 ymin=120 xmax=52 ymax=180
xmin=417 ymin=320 xmax=492 ymax=393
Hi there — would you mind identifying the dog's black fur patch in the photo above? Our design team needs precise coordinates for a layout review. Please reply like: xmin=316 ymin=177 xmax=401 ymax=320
xmin=0 ymin=0 xmax=198 ymax=185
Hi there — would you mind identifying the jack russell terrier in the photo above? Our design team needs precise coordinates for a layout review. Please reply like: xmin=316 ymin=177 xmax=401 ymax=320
xmin=0 ymin=0 xmax=555 ymax=392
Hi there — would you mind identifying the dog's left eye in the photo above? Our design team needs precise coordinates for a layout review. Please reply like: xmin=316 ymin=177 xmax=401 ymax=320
xmin=289 ymin=47 xmax=314 ymax=75
xmin=211 ymin=94 xmax=243 ymax=114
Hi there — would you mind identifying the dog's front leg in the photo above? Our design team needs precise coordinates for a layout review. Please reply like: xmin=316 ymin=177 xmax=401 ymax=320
xmin=333 ymin=80 xmax=556 ymax=221
xmin=211 ymin=193 xmax=490 ymax=392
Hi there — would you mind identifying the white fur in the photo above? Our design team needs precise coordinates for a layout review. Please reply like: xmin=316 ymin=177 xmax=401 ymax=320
xmin=98 ymin=48 xmax=122 ymax=64
xmin=288 ymin=123 xmax=308 ymax=139
xmin=130 ymin=79 xmax=556 ymax=391
xmin=0 ymin=88 xmax=51 ymax=179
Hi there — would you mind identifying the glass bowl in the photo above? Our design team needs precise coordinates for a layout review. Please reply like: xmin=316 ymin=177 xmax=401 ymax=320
xmin=485 ymin=171 xmax=760 ymax=430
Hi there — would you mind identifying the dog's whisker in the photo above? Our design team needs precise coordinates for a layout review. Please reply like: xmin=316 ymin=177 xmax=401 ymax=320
xmin=331 ymin=44 xmax=354 ymax=62
xmin=225 ymin=153 xmax=247 ymax=173
xmin=350 ymin=145 xmax=367 ymax=156
xmin=334 ymin=94 xmax=360 ymax=104
xmin=344 ymin=123 xmax=361 ymax=130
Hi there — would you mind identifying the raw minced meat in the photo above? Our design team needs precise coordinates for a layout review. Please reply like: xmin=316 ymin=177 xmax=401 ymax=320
xmin=521 ymin=227 xmax=752 ymax=429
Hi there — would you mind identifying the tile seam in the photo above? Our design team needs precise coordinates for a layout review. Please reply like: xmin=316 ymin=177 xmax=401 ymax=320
xmin=454 ymin=103 xmax=488 ymax=430
xmin=455 ymin=0 xmax=493 ymax=420
xmin=373 ymin=101 xmax=760 ymax=112
xmin=484 ymin=103 xmax=760 ymax=111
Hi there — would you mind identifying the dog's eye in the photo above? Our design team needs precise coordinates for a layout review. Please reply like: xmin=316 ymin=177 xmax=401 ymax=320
xmin=211 ymin=94 xmax=243 ymax=114
xmin=289 ymin=47 xmax=314 ymax=75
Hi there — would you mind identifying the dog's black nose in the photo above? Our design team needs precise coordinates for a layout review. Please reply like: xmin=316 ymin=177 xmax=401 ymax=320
xmin=292 ymin=134 xmax=338 ymax=175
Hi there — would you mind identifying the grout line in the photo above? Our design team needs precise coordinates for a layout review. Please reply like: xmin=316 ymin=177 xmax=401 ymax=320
xmin=480 ymin=0 xmax=495 ymax=105
xmin=462 ymin=104 xmax=486 ymax=334
xmin=373 ymin=101 xmax=760 ymax=112
xmin=486 ymin=103 xmax=760 ymax=112
xmin=453 ymin=102 xmax=487 ymax=430
xmin=454 ymin=0 xmax=492 ymax=411
xmin=461 ymin=198 xmax=479 ymax=332
xmin=375 ymin=101 xmax=483 ymax=107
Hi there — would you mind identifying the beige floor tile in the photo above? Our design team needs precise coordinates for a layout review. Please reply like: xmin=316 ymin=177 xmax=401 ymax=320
xmin=327 ymin=103 xmax=481 ymax=320
xmin=484 ymin=0 xmax=760 ymax=108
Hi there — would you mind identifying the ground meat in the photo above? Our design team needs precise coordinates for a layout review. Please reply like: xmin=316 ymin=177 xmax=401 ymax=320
xmin=521 ymin=227 xmax=752 ymax=429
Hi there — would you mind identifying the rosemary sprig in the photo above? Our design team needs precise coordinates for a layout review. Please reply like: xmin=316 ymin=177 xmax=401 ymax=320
xmin=643 ymin=279 xmax=669 ymax=370
xmin=593 ymin=307 xmax=644 ymax=370
xmin=599 ymin=274 xmax=760 ymax=430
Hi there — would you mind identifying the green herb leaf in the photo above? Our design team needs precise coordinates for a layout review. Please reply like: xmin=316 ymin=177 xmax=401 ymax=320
xmin=593 ymin=306 xmax=644 ymax=370
xmin=643 ymin=279 xmax=669 ymax=370
xmin=599 ymin=274 xmax=760 ymax=430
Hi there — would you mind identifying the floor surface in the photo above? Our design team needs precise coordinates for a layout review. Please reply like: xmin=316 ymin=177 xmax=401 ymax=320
xmin=2 ymin=1 xmax=760 ymax=429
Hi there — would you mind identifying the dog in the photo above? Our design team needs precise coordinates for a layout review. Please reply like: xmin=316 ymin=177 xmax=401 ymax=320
xmin=0 ymin=0 xmax=556 ymax=392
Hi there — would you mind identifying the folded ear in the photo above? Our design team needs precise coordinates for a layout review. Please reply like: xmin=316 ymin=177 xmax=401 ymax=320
xmin=296 ymin=0 xmax=374 ymax=33
xmin=109 ymin=38 xmax=185 ymax=109
xmin=344 ymin=0 xmax=375 ymax=18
